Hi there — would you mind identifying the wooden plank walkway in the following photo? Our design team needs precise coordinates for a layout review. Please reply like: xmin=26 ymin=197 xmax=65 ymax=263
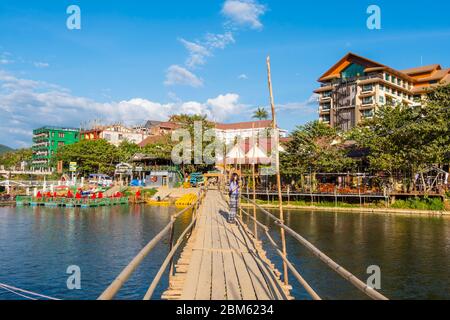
xmin=162 ymin=190 xmax=292 ymax=300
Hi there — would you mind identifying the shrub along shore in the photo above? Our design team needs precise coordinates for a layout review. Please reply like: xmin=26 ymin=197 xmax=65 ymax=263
xmin=241 ymin=198 xmax=449 ymax=216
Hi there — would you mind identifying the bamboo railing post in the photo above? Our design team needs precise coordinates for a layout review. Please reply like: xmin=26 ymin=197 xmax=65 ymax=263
xmin=168 ymin=216 xmax=176 ymax=281
xmin=251 ymin=123 xmax=258 ymax=241
xmin=266 ymin=56 xmax=289 ymax=287
xmin=252 ymin=163 xmax=258 ymax=241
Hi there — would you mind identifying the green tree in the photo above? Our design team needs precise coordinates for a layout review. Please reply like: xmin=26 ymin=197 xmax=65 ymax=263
xmin=281 ymin=121 xmax=355 ymax=175
xmin=349 ymin=84 xmax=450 ymax=180
xmin=54 ymin=139 xmax=119 ymax=176
xmin=0 ymin=144 xmax=13 ymax=155
xmin=0 ymin=148 xmax=32 ymax=169
xmin=141 ymin=135 xmax=173 ymax=160
xmin=117 ymin=140 xmax=140 ymax=162
xmin=252 ymin=107 xmax=269 ymax=120
xmin=168 ymin=113 xmax=219 ymax=173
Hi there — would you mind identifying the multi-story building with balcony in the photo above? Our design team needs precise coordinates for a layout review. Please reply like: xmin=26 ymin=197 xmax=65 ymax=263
xmin=315 ymin=52 xmax=450 ymax=131
xmin=32 ymin=126 xmax=80 ymax=169
xmin=80 ymin=124 xmax=149 ymax=147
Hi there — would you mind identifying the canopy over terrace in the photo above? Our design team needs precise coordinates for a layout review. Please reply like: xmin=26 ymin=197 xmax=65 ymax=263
xmin=218 ymin=138 xmax=286 ymax=165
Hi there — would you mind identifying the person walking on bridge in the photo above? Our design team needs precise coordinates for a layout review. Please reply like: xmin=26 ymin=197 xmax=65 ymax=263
xmin=228 ymin=173 xmax=240 ymax=224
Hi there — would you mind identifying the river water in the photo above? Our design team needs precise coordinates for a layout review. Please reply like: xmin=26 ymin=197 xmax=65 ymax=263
xmin=0 ymin=205 xmax=449 ymax=300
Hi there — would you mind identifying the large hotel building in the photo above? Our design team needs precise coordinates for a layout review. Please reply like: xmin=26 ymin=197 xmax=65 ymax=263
xmin=315 ymin=53 xmax=450 ymax=131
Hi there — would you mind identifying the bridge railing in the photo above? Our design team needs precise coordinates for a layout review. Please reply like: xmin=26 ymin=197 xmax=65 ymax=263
xmin=98 ymin=189 xmax=205 ymax=300
xmin=239 ymin=195 xmax=388 ymax=301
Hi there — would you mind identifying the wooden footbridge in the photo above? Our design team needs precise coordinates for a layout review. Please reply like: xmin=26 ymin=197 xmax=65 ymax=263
xmin=98 ymin=188 xmax=388 ymax=301
xmin=162 ymin=190 xmax=290 ymax=300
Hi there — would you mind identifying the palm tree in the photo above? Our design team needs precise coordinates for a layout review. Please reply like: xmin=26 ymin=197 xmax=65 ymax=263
xmin=252 ymin=107 xmax=269 ymax=120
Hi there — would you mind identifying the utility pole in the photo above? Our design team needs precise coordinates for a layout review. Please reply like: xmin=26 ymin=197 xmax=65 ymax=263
xmin=266 ymin=56 xmax=289 ymax=286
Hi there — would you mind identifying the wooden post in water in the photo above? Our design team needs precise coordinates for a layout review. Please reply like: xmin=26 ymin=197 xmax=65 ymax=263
xmin=266 ymin=56 xmax=289 ymax=286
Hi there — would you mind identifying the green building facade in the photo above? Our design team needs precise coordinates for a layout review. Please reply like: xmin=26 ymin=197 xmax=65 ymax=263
xmin=32 ymin=126 xmax=80 ymax=169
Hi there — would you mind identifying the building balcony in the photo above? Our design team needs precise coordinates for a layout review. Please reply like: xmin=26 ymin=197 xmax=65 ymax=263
xmin=360 ymin=101 xmax=375 ymax=108
xmin=359 ymin=103 xmax=376 ymax=110
xmin=32 ymin=143 xmax=49 ymax=150
xmin=33 ymin=137 xmax=49 ymax=143
xmin=359 ymin=90 xmax=375 ymax=97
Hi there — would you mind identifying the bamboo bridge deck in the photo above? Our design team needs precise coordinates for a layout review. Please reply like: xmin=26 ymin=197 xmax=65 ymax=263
xmin=99 ymin=189 xmax=387 ymax=301
xmin=162 ymin=190 xmax=291 ymax=300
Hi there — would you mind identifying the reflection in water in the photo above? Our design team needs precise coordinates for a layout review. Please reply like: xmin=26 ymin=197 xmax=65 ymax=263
xmin=0 ymin=205 xmax=188 ymax=300
xmin=251 ymin=209 xmax=450 ymax=300
xmin=1 ymin=205 xmax=449 ymax=300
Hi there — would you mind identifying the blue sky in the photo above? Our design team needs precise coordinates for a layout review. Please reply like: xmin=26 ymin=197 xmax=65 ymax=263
xmin=0 ymin=0 xmax=449 ymax=148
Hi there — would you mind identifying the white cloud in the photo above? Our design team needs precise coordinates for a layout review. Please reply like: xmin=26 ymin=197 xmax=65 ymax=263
xmin=206 ymin=93 xmax=242 ymax=121
xmin=179 ymin=38 xmax=211 ymax=69
xmin=278 ymin=94 xmax=319 ymax=114
xmin=0 ymin=59 xmax=13 ymax=65
xmin=204 ymin=32 xmax=235 ymax=49
xmin=238 ymin=74 xmax=248 ymax=80
xmin=167 ymin=31 xmax=236 ymax=86
xmin=34 ymin=62 xmax=50 ymax=68
xmin=164 ymin=65 xmax=204 ymax=88
xmin=0 ymin=71 xmax=247 ymax=147
xmin=222 ymin=0 xmax=267 ymax=30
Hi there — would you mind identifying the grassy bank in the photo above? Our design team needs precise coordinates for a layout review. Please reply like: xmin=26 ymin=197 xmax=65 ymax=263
xmin=245 ymin=197 xmax=447 ymax=212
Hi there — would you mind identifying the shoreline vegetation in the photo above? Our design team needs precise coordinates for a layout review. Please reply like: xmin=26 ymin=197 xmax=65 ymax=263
xmin=241 ymin=199 xmax=450 ymax=216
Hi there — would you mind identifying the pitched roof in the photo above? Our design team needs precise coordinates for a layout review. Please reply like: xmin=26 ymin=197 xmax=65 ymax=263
xmin=158 ymin=121 xmax=181 ymax=129
xmin=215 ymin=120 xmax=272 ymax=130
xmin=401 ymin=64 xmax=441 ymax=75
xmin=414 ymin=68 xmax=450 ymax=83
xmin=318 ymin=52 xmax=419 ymax=83
xmin=318 ymin=52 xmax=385 ymax=82
xmin=144 ymin=120 xmax=162 ymax=128
xmin=138 ymin=134 xmax=170 ymax=147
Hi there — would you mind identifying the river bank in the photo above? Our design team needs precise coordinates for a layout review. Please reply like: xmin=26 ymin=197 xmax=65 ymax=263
xmin=241 ymin=202 xmax=450 ymax=216
xmin=0 ymin=201 xmax=15 ymax=207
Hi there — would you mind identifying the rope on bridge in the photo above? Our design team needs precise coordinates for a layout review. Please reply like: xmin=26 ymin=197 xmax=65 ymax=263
xmin=238 ymin=207 xmax=321 ymax=300
xmin=98 ymin=190 xmax=205 ymax=300
xmin=241 ymin=195 xmax=389 ymax=300
xmin=0 ymin=283 xmax=60 ymax=300
xmin=143 ymin=208 xmax=200 ymax=300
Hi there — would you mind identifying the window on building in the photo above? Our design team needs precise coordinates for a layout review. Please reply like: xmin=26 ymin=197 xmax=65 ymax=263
xmin=361 ymin=109 xmax=374 ymax=118
xmin=58 ymin=142 xmax=65 ymax=147
xmin=380 ymin=84 xmax=385 ymax=91
xmin=362 ymin=97 xmax=373 ymax=105
xmin=321 ymin=103 xmax=331 ymax=111
xmin=385 ymin=74 xmax=390 ymax=81
xmin=341 ymin=63 xmax=366 ymax=79
xmin=321 ymin=115 xmax=330 ymax=123
xmin=58 ymin=132 xmax=65 ymax=138
xmin=118 ymin=134 xmax=124 ymax=140
xmin=362 ymin=84 xmax=373 ymax=92
xmin=104 ymin=134 xmax=111 ymax=141
xmin=379 ymin=96 xmax=385 ymax=104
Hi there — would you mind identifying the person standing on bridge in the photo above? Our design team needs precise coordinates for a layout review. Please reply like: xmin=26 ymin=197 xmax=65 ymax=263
xmin=228 ymin=173 xmax=240 ymax=224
